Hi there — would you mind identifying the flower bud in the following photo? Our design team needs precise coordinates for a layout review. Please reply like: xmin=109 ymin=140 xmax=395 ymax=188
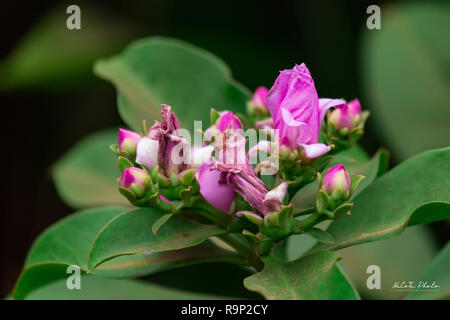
xmin=120 ymin=167 xmax=150 ymax=197
xmin=118 ymin=129 xmax=141 ymax=156
xmin=328 ymin=99 xmax=362 ymax=131
xmin=215 ymin=111 xmax=243 ymax=132
xmin=322 ymin=165 xmax=351 ymax=197
xmin=247 ymin=86 xmax=270 ymax=118
xmin=251 ymin=86 xmax=269 ymax=110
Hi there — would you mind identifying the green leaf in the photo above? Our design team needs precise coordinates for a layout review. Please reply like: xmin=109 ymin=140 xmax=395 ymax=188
xmin=305 ymin=228 xmax=335 ymax=244
xmin=87 ymin=207 xmax=227 ymax=271
xmin=244 ymin=251 xmax=359 ymax=300
xmin=405 ymin=242 xmax=450 ymax=300
xmin=313 ymin=147 xmax=450 ymax=252
xmin=13 ymin=206 xmax=127 ymax=300
xmin=408 ymin=202 xmax=450 ymax=227
xmin=152 ymin=213 xmax=174 ymax=235
xmin=52 ymin=129 xmax=128 ymax=209
xmin=13 ymin=206 xmax=237 ymax=299
xmin=26 ymin=275 xmax=229 ymax=300
xmin=0 ymin=5 xmax=137 ymax=91
xmin=291 ymin=148 xmax=388 ymax=214
xmin=94 ymin=36 xmax=251 ymax=132
xmin=330 ymin=145 xmax=370 ymax=164
xmin=362 ymin=2 xmax=450 ymax=160
xmin=93 ymin=240 xmax=245 ymax=279
xmin=338 ymin=226 xmax=438 ymax=300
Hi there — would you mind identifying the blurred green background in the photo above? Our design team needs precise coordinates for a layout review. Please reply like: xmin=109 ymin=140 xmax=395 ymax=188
xmin=1 ymin=0 xmax=449 ymax=299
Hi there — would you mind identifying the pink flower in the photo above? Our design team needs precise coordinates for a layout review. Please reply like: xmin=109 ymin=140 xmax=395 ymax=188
xmin=212 ymin=130 xmax=286 ymax=215
xmin=136 ymin=105 xmax=188 ymax=175
xmin=266 ymin=64 xmax=344 ymax=159
xmin=120 ymin=167 xmax=150 ymax=197
xmin=196 ymin=112 xmax=287 ymax=215
xmin=328 ymin=99 xmax=362 ymax=130
xmin=195 ymin=110 xmax=243 ymax=212
xmin=118 ymin=129 xmax=141 ymax=156
xmin=322 ymin=164 xmax=350 ymax=195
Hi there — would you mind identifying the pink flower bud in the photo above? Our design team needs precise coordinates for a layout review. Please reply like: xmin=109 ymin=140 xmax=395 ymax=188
xmin=118 ymin=129 xmax=141 ymax=156
xmin=120 ymin=167 xmax=150 ymax=197
xmin=215 ymin=111 xmax=243 ymax=132
xmin=251 ymin=86 xmax=269 ymax=110
xmin=265 ymin=64 xmax=338 ymax=159
xmin=322 ymin=165 xmax=350 ymax=195
xmin=328 ymin=99 xmax=362 ymax=130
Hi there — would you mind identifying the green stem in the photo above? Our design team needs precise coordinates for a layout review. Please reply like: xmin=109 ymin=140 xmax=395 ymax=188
xmin=218 ymin=233 xmax=264 ymax=272
xmin=184 ymin=196 xmax=232 ymax=228
xmin=297 ymin=212 xmax=327 ymax=232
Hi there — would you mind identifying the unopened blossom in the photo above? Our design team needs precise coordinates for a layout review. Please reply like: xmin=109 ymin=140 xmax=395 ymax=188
xmin=322 ymin=164 xmax=351 ymax=195
xmin=328 ymin=99 xmax=362 ymax=130
xmin=118 ymin=128 xmax=141 ymax=156
xmin=205 ymin=110 xmax=242 ymax=141
xmin=251 ymin=86 xmax=269 ymax=110
xmin=120 ymin=167 xmax=150 ymax=197
xmin=265 ymin=63 xmax=345 ymax=159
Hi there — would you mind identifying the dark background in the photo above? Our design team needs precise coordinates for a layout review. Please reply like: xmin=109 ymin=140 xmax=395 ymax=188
xmin=1 ymin=0 xmax=448 ymax=298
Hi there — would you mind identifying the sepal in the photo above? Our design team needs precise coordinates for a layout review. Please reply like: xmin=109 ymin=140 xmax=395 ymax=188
xmin=351 ymin=175 xmax=365 ymax=195
xmin=118 ymin=156 xmax=134 ymax=172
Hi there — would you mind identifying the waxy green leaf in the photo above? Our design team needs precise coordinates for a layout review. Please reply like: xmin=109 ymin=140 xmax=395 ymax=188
xmin=13 ymin=207 xmax=127 ymax=300
xmin=313 ymin=147 xmax=450 ymax=252
xmin=362 ymin=2 xmax=450 ymax=160
xmin=93 ymin=240 xmax=245 ymax=279
xmin=338 ymin=226 xmax=438 ymax=300
xmin=13 ymin=207 xmax=234 ymax=299
xmin=87 ymin=207 xmax=227 ymax=271
xmin=405 ymin=242 xmax=450 ymax=300
xmin=27 ymin=275 xmax=229 ymax=300
xmin=0 ymin=5 xmax=138 ymax=91
xmin=244 ymin=251 xmax=359 ymax=300
xmin=95 ymin=37 xmax=251 ymax=132
xmin=52 ymin=129 xmax=128 ymax=209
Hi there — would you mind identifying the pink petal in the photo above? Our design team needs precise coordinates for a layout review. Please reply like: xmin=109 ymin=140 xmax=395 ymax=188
xmin=264 ymin=182 xmax=288 ymax=204
xmin=318 ymin=98 xmax=346 ymax=125
xmin=298 ymin=143 xmax=330 ymax=159
xmin=248 ymin=141 xmax=271 ymax=158
xmin=252 ymin=86 xmax=269 ymax=108
xmin=196 ymin=164 xmax=235 ymax=213
xmin=215 ymin=111 xmax=242 ymax=131
xmin=191 ymin=145 xmax=214 ymax=167
xmin=136 ymin=137 xmax=159 ymax=169
xmin=347 ymin=99 xmax=362 ymax=115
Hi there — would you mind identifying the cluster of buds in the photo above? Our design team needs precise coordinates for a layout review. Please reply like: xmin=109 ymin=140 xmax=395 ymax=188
xmin=111 ymin=105 xmax=199 ymax=213
xmin=109 ymin=62 xmax=370 ymax=255
xmin=322 ymin=99 xmax=370 ymax=150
